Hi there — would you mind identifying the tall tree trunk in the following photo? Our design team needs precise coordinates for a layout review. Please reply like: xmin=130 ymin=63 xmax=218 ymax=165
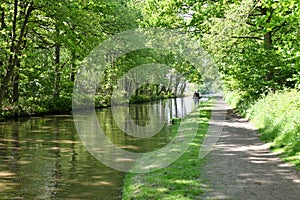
xmin=262 ymin=7 xmax=275 ymax=92
xmin=155 ymin=84 xmax=160 ymax=95
xmin=262 ymin=8 xmax=273 ymax=50
xmin=12 ymin=60 xmax=20 ymax=103
xmin=174 ymin=75 xmax=181 ymax=97
xmin=264 ymin=31 xmax=275 ymax=86
xmin=135 ymin=82 xmax=139 ymax=96
xmin=70 ymin=60 xmax=76 ymax=82
xmin=179 ymin=82 xmax=186 ymax=96
xmin=0 ymin=7 xmax=6 ymax=29
xmin=53 ymin=43 xmax=60 ymax=98
xmin=0 ymin=0 xmax=18 ymax=107
xmin=0 ymin=1 xmax=33 ymax=108
xmin=264 ymin=31 xmax=272 ymax=50
xmin=167 ymin=74 xmax=173 ymax=94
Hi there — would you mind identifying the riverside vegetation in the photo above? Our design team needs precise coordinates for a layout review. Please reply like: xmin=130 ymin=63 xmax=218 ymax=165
xmin=1 ymin=0 xmax=300 ymax=197
xmin=122 ymin=100 xmax=212 ymax=200
xmin=225 ymin=90 xmax=300 ymax=169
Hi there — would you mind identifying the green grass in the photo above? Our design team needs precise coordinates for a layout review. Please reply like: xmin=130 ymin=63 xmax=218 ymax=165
xmin=226 ymin=89 xmax=300 ymax=170
xmin=122 ymin=100 xmax=213 ymax=200
xmin=246 ymin=90 xmax=300 ymax=169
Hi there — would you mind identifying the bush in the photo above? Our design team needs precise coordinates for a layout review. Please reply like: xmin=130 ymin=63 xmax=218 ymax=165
xmin=225 ymin=89 xmax=300 ymax=168
xmin=51 ymin=94 xmax=72 ymax=112
xmin=246 ymin=90 xmax=300 ymax=168
xmin=1 ymin=94 xmax=72 ymax=118
xmin=224 ymin=90 xmax=260 ymax=116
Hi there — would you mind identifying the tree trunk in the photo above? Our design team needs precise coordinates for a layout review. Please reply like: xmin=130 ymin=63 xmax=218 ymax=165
xmin=12 ymin=60 xmax=20 ymax=103
xmin=135 ymin=82 xmax=139 ymax=96
xmin=261 ymin=7 xmax=275 ymax=92
xmin=70 ymin=59 xmax=76 ymax=82
xmin=155 ymin=84 xmax=160 ymax=95
xmin=174 ymin=75 xmax=181 ymax=97
xmin=260 ymin=7 xmax=272 ymax=50
xmin=179 ymin=82 xmax=186 ymax=96
xmin=264 ymin=31 xmax=272 ymax=50
xmin=0 ymin=0 xmax=18 ymax=107
xmin=53 ymin=42 xmax=61 ymax=98
xmin=167 ymin=74 xmax=173 ymax=94
xmin=0 ymin=1 xmax=33 ymax=108
xmin=0 ymin=7 xmax=6 ymax=29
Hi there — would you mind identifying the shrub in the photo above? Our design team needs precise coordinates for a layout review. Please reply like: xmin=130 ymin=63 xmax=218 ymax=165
xmin=246 ymin=90 xmax=300 ymax=167
xmin=225 ymin=89 xmax=300 ymax=168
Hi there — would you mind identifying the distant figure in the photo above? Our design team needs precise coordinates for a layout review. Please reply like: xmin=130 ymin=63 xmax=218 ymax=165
xmin=193 ymin=91 xmax=201 ymax=99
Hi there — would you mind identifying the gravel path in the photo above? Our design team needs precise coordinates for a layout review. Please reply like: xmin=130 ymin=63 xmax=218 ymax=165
xmin=200 ymin=96 xmax=300 ymax=200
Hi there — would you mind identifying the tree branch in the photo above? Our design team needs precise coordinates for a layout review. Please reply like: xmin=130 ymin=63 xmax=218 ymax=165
xmin=231 ymin=36 xmax=263 ymax=40
xmin=246 ymin=21 xmax=256 ymax=27
xmin=15 ymin=1 xmax=34 ymax=53
xmin=272 ymin=21 xmax=287 ymax=35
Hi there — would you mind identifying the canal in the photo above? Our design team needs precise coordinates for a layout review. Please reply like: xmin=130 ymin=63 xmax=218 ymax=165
xmin=0 ymin=96 xmax=200 ymax=199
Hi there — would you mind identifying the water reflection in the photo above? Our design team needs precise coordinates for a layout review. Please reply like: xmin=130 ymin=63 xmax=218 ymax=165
xmin=0 ymin=96 xmax=200 ymax=199
xmin=0 ymin=117 xmax=124 ymax=199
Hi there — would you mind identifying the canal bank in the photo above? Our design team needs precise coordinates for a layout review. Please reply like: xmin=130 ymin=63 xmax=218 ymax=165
xmin=0 ymin=94 xmax=180 ymax=122
xmin=121 ymin=96 xmax=300 ymax=200
xmin=0 ymin=96 xmax=205 ymax=199
xmin=122 ymin=98 xmax=213 ymax=199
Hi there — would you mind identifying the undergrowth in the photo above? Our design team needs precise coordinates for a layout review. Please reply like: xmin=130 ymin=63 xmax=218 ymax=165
xmin=225 ymin=89 xmax=300 ymax=169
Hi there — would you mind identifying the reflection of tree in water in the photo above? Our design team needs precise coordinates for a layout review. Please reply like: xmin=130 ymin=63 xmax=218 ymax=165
xmin=0 ymin=97 xmax=197 ymax=199
xmin=129 ymin=105 xmax=150 ymax=127
xmin=168 ymin=98 xmax=187 ymax=120
xmin=0 ymin=116 xmax=124 ymax=199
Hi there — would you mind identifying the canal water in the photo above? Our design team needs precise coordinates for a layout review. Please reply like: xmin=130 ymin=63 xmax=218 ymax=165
xmin=0 ymin=97 xmax=200 ymax=199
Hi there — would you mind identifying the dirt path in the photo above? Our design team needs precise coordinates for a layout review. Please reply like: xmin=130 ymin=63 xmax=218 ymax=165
xmin=200 ymin=96 xmax=300 ymax=200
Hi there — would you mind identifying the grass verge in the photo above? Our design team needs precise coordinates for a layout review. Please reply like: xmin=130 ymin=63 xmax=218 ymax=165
xmin=246 ymin=90 xmax=300 ymax=169
xmin=225 ymin=89 xmax=300 ymax=169
xmin=122 ymin=100 xmax=213 ymax=200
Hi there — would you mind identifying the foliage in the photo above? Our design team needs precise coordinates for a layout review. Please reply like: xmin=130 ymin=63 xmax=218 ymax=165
xmin=0 ymin=0 xmax=143 ymax=116
xmin=137 ymin=0 xmax=300 ymax=106
xmin=129 ymin=94 xmax=173 ymax=104
xmin=246 ymin=90 xmax=300 ymax=169
xmin=188 ymin=0 xmax=300 ymax=103
xmin=139 ymin=0 xmax=186 ymax=29
xmin=0 ymin=0 xmax=208 ymax=118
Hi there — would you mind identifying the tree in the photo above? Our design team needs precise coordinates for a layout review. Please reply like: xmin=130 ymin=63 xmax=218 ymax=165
xmin=187 ymin=0 xmax=300 ymax=107
xmin=0 ymin=0 xmax=35 ymax=107
xmin=0 ymin=0 xmax=143 ymax=115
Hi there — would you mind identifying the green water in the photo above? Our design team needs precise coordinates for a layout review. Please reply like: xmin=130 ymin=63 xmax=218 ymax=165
xmin=0 ymin=97 xmax=198 ymax=199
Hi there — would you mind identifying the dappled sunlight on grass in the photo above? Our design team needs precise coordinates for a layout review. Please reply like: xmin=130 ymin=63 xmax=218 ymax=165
xmin=247 ymin=90 xmax=300 ymax=169
xmin=122 ymin=101 xmax=212 ymax=199
xmin=281 ymin=152 xmax=300 ymax=170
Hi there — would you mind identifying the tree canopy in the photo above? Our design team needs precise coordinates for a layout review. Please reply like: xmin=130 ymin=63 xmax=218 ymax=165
xmin=1 ymin=0 xmax=299 ymax=116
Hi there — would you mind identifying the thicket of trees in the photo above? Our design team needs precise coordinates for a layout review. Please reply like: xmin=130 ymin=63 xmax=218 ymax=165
xmin=196 ymin=0 xmax=300 ymax=111
xmin=1 ymin=0 xmax=299 ymax=117
xmin=0 ymin=0 xmax=203 ymax=117
xmin=0 ymin=0 xmax=140 ymax=116
xmin=141 ymin=0 xmax=299 ymax=110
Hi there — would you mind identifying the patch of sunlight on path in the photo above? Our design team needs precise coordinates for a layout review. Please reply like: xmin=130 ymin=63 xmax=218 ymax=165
xmin=200 ymin=96 xmax=300 ymax=200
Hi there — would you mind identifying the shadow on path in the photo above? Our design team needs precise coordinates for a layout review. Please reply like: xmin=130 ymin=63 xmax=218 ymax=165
xmin=200 ymin=96 xmax=300 ymax=200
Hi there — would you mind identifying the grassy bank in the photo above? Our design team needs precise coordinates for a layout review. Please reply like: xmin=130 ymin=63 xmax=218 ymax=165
xmin=1 ymin=96 xmax=72 ymax=120
xmin=0 ymin=93 xmax=177 ymax=120
xmin=122 ymin=100 xmax=212 ymax=200
xmin=225 ymin=90 xmax=300 ymax=169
